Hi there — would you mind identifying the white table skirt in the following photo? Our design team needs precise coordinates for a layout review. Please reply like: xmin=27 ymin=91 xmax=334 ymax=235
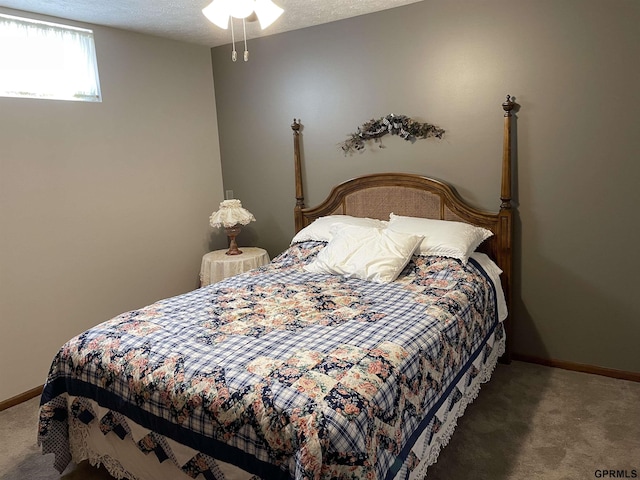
xmin=200 ymin=247 xmax=270 ymax=286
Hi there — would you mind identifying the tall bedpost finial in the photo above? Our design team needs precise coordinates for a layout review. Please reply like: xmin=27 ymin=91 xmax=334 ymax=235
xmin=500 ymin=95 xmax=514 ymax=209
xmin=292 ymin=119 xmax=305 ymax=232
xmin=502 ymin=95 xmax=515 ymax=117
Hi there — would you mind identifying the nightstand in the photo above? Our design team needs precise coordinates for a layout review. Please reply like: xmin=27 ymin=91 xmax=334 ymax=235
xmin=200 ymin=247 xmax=270 ymax=286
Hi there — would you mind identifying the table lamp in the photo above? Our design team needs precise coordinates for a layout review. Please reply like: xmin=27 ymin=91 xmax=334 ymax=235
xmin=209 ymin=199 xmax=256 ymax=255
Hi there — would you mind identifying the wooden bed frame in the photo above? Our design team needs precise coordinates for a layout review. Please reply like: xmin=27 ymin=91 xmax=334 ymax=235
xmin=291 ymin=96 xmax=515 ymax=360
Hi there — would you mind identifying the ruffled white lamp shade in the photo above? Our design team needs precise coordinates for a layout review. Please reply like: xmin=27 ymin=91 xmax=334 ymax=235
xmin=209 ymin=199 xmax=256 ymax=255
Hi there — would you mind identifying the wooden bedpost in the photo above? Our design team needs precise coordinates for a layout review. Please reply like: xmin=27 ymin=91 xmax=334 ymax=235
xmin=292 ymin=119 xmax=305 ymax=232
xmin=501 ymin=95 xmax=515 ymax=210
xmin=499 ymin=95 xmax=515 ymax=364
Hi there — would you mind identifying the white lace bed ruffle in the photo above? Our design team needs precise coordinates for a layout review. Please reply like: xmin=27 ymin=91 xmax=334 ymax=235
xmin=65 ymin=406 xmax=256 ymax=480
xmin=68 ymin=415 xmax=142 ymax=480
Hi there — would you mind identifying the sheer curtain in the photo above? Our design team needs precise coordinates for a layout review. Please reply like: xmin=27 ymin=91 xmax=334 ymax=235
xmin=0 ymin=14 xmax=101 ymax=102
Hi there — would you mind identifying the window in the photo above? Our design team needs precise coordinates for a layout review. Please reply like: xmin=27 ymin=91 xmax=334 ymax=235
xmin=0 ymin=13 xmax=101 ymax=102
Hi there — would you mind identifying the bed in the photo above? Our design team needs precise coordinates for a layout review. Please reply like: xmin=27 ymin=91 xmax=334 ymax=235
xmin=38 ymin=96 xmax=516 ymax=480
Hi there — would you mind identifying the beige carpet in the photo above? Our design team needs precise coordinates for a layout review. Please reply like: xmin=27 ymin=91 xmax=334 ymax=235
xmin=1 ymin=361 xmax=639 ymax=480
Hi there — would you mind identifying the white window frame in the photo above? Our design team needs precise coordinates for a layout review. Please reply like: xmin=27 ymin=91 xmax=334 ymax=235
xmin=0 ymin=13 xmax=102 ymax=102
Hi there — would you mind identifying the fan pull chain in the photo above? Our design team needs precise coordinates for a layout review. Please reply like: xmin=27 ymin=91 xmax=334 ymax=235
xmin=230 ymin=19 xmax=237 ymax=62
xmin=243 ymin=18 xmax=249 ymax=61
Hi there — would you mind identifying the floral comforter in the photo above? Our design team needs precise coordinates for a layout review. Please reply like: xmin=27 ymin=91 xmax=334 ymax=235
xmin=39 ymin=241 xmax=502 ymax=480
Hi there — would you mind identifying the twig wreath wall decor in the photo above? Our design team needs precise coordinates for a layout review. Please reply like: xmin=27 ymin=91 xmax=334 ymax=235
xmin=339 ymin=114 xmax=445 ymax=155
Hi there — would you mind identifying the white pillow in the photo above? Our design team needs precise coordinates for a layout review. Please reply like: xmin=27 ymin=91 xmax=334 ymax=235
xmin=304 ymin=224 xmax=423 ymax=283
xmin=388 ymin=213 xmax=492 ymax=264
xmin=291 ymin=215 xmax=388 ymax=244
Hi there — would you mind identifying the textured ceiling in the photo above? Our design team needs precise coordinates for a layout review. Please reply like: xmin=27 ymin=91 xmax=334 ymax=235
xmin=0 ymin=0 xmax=424 ymax=47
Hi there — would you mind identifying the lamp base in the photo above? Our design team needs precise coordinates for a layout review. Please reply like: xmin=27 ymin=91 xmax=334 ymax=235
xmin=225 ymin=225 xmax=243 ymax=255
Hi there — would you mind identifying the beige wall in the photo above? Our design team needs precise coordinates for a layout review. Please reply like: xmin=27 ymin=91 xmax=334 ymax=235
xmin=212 ymin=0 xmax=640 ymax=372
xmin=0 ymin=10 xmax=225 ymax=402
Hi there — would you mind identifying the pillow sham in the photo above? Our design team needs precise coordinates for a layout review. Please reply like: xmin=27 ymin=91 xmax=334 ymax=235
xmin=291 ymin=215 xmax=388 ymax=244
xmin=304 ymin=224 xmax=423 ymax=283
xmin=388 ymin=213 xmax=492 ymax=264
